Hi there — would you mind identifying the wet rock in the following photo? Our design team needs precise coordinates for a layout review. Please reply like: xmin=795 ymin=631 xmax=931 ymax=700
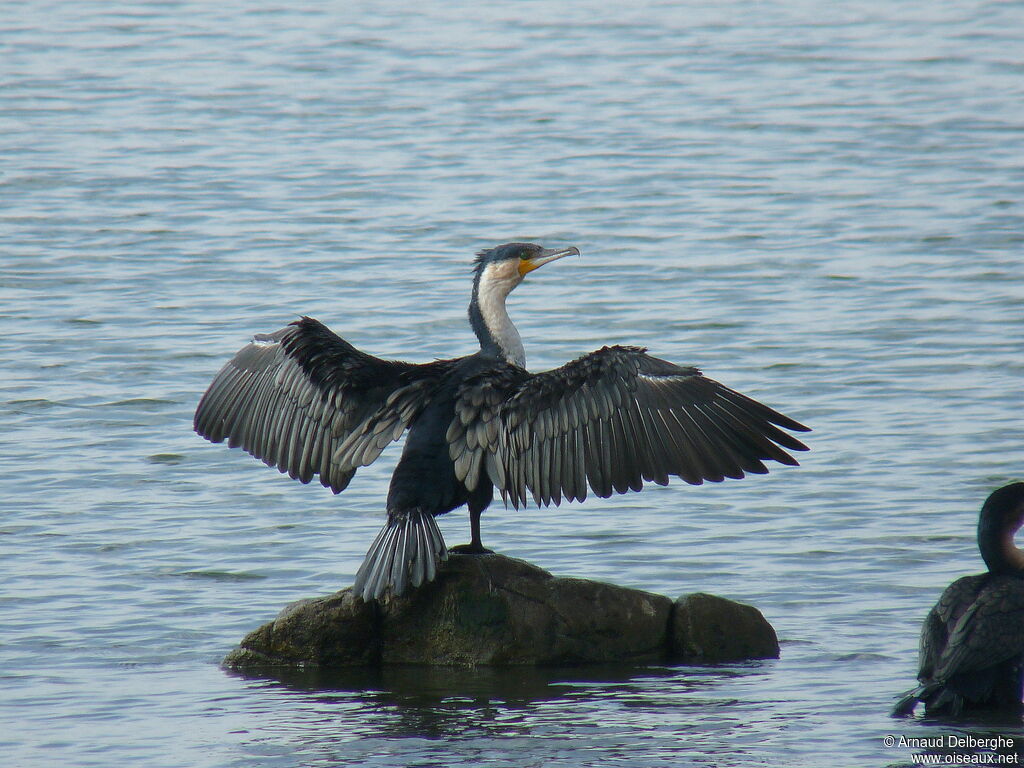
xmin=670 ymin=592 xmax=780 ymax=662
xmin=223 ymin=554 xmax=778 ymax=669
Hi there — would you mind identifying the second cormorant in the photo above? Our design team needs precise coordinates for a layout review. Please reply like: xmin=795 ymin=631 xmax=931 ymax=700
xmin=893 ymin=482 xmax=1024 ymax=716
xmin=194 ymin=243 xmax=810 ymax=601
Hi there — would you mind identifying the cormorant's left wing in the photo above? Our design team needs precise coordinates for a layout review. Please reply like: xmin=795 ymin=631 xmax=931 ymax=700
xmin=449 ymin=345 xmax=810 ymax=509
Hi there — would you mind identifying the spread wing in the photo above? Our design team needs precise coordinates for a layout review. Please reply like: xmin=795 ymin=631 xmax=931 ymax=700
xmin=194 ymin=316 xmax=450 ymax=493
xmin=449 ymin=345 xmax=810 ymax=508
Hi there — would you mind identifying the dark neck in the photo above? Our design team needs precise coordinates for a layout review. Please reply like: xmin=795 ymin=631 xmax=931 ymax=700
xmin=978 ymin=497 xmax=1024 ymax=574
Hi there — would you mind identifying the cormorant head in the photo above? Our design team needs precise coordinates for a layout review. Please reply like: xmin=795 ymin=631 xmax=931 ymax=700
xmin=472 ymin=242 xmax=580 ymax=296
xmin=468 ymin=242 xmax=580 ymax=365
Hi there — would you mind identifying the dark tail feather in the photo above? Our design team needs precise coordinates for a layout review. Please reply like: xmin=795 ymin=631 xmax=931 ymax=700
xmin=892 ymin=683 xmax=962 ymax=718
xmin=353 ymin=509 xmax=447 ymax=602
xmin=892 ymin=687 xmax=924 ymax=717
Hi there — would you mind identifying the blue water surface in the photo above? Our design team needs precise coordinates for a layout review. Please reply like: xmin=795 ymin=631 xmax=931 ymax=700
xmin=2 ymin=2 xmax=1024 ymax=766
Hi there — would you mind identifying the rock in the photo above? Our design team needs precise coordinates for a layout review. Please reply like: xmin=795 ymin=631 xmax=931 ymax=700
xmin=378 ymin=554 xmax=672 ymax=665
xmin=223 ymin=554 xmax=778 ymax=669
xmin=224 ymin=589 xmax=379 ymax=668
xmin=671 ymin=592 xmax=780 ymax=663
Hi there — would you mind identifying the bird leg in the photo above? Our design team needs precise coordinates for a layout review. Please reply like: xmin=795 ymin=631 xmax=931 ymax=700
xmin=449 ymin=506 xmax=494 ymax=555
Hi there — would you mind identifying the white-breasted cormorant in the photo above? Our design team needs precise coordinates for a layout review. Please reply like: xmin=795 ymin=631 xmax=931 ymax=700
xmin=893 ymin=482 xmax=1024 ymax=717
xmin=194 ymin=243 xmax=810 ymax=601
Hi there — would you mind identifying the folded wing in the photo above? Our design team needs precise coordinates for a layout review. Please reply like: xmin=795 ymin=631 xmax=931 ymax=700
xmin=933 ymin=577 xmax=1024 ymax=683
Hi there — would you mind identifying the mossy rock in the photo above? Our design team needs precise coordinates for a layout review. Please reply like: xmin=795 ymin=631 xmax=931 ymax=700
xmin=224 ymin=554 xmax=778 ymax=669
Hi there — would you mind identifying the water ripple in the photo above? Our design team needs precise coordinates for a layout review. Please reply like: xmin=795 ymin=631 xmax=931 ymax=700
xmin=3 ymin=0 xmax=1024 ymax=766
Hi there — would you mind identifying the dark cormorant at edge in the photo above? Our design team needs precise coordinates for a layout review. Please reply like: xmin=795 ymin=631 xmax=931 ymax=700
xmin=893 ymin=482 xmax=1024 ymax=717
xmin=194 ymin=243 xmax=810 ymax=602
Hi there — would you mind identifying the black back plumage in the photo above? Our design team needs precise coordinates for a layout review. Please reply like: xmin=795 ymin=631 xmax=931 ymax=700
xmin=194 ymin=244 xmax=811 ymax=602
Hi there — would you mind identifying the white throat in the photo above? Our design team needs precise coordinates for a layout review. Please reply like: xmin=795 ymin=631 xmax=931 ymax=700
xmin=477 ymin=265 xmax=526 ymax=368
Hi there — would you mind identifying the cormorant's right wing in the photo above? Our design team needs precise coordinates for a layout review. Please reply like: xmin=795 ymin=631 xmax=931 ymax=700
xmin=194 ymin=316 xmax=450 ymax=493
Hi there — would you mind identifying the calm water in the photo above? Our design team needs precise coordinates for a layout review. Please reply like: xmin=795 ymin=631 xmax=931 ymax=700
xmin=3 ymin=1 xmax=1024 ymax=766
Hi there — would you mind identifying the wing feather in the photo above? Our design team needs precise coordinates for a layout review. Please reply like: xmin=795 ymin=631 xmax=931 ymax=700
xmin=688 ymin=401 xmax=755 ymax=479
xmin=591 ymin=419 xmax=612 ymax=497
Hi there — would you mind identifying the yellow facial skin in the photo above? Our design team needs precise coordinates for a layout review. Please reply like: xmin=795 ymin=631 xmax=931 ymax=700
xmin=518 ymin=258 xmax=541 ymax=276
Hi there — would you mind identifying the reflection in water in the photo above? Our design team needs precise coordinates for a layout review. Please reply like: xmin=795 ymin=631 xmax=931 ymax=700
xmin=231 ymin=662 xmax=727 ymax=704
xmin=222 ymin=662 xmax=779 ymax=764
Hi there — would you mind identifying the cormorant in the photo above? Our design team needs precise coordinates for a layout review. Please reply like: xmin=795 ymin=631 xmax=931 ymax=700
xmin=194 ymin=243 xmax=810 ymax=602
xmin=893 ymin=482 xmax=1024 ymax=717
